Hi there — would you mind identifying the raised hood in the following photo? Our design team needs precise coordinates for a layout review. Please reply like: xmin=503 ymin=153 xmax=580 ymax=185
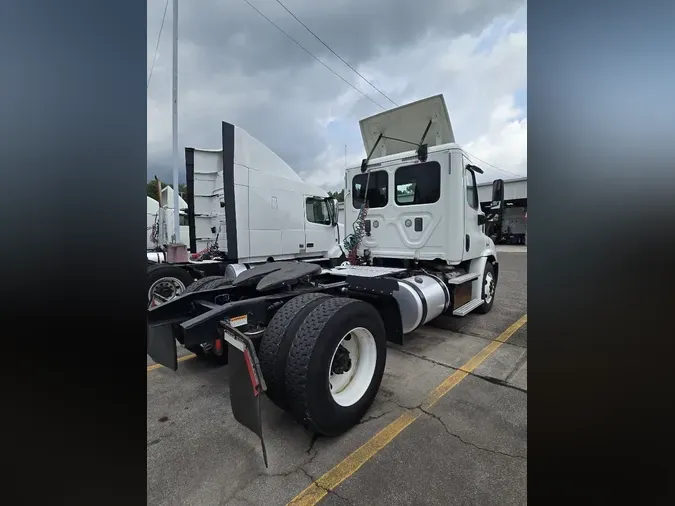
xmin=359 ymin=94 xmax=455 ymax=158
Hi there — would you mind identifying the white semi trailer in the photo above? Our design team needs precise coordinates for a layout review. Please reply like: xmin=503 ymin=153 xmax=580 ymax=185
xmin=147 ymin=95 xmax=506 ymax=464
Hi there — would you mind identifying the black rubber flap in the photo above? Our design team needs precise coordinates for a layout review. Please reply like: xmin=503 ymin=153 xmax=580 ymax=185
xmin=147 ymin=322 xmax=178 ymax=371
xmin=232 ymin=261 xmax=321 ymax=291
xmin=224 ymin=325 xmax=268 ymax=467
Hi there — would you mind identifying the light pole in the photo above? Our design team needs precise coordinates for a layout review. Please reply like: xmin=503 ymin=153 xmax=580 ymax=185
xmin=171 ymin=0 xmax=181 ymax=244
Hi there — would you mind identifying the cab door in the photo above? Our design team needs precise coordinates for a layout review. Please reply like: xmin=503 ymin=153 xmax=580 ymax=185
xmin=462 ymin=160 xmax=485 ymax=260
xmin=304 ymin=196 xmax=335 ymax=256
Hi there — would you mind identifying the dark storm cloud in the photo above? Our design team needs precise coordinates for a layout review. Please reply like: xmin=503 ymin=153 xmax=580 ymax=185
xmin=147 ymin=0 xmax=525 ymax=183
xmin=178 ymin=0 xmax=522 ymax=76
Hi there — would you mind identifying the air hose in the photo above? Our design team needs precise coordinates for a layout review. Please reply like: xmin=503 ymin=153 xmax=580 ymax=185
xmin=342 ymin=170 xmax=372 ymax=264
xmin=343 ymin=204 xmax=368 ymax=264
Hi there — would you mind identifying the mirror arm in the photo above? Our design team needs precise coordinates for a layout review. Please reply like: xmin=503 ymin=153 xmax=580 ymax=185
xmin=485 ymin=209 xmax=501 ymax=222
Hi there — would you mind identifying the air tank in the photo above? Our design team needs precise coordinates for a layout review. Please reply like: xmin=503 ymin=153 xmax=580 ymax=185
xmin=225 ymin=263 xmax=249 ymax=279
xmin=147 ymin=251 xmax=166 ymax=263
xmin=392 ymin=274 xmax=450 ymax=334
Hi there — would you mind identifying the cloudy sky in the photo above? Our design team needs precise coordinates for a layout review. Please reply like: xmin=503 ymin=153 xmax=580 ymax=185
xmin=147 ymin=0 xmax=527 ymax=190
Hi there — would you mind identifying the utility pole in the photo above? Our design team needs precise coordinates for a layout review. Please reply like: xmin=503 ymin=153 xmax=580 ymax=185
xmin=171 ymin=0 xmax=181 ymax=243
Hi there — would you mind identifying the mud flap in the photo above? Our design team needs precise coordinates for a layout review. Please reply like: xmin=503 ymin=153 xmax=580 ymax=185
xmin=222 ymin=323 xmax=269 ymax=467
xmin=147 ymin=322 xmax=178 ymax=371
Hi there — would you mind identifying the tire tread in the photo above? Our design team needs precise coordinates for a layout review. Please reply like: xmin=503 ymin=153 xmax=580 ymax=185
xmin=259 ymin=293 xmax=330 ymax=408
xmin=181 ymin=275 xmax=222 ymax=295
xmin=285 ymin=297 xmax=358 ymax=429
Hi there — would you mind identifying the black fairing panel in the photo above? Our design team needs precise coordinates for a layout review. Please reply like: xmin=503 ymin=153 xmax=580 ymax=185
xmin=232 ymin=261 xmax=321 ymax=291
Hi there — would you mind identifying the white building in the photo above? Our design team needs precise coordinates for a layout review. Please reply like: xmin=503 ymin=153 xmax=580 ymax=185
xmin=478 ymin=176 xmax=527 ymax=244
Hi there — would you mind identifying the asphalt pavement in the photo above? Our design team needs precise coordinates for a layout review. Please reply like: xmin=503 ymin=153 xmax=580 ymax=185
xmin=147 ymin=248 xmax=527 ymax=505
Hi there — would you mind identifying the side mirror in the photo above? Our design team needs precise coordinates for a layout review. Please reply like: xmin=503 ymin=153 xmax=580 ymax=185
xmin=329 ymin=198 xmax=338 ymax=226
xmin=477 ymin=214 xmax=487 ymax=226
xmin=491 ymin=179 xmax=504 ymax=209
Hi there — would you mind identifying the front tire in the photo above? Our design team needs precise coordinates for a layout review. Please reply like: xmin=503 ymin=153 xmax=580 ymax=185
xmin=475 ymin=261 xmax=496 ymax=314
xmin=284 ymin=297 xmax=387 ymax=436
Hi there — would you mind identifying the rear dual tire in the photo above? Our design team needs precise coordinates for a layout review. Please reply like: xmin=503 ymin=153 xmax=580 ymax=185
xmin=259 ymin=295 xmax=387 ymax=436
xmin=182 ymin=274 xmax=233 ymax=295
xmin=258 ymin=293 xmax=331 ymax=410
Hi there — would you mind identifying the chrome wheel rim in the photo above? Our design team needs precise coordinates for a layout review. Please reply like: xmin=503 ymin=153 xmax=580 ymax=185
xmin=148 ymin=277 xmax=186 ymax=307
xmin=484 ymin=272 xmax=495 ymax=304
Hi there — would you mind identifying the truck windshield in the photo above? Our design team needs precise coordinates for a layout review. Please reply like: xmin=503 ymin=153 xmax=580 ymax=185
xmin=352 ymin=170 xmax=388 ymax=209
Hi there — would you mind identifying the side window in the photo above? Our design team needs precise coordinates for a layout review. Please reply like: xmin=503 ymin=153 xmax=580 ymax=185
xmin=306 ymin=198 xmax=331 ymax=225
xmin=352 ymin=170 xmax=388 ymax=209
xmin=464 ymin=166 xmax=478 ymax=210
xmin=394 ymin=161 xmax=441 ymax=206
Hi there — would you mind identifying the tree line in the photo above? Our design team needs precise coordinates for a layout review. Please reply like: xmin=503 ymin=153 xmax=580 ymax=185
xmin=147 ymin=179 xmax=187 ymax=202
xmin=327 ymin=189 xmax=344 ymax=202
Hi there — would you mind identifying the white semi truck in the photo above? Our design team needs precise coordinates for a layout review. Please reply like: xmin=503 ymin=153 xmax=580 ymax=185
xmin=146 ymin=124 xmax=345 ymax=308
xmin=146 ymin=95 xmax=505 ymax=464
xmin=147 ymin=188 xmax=190 ymax=251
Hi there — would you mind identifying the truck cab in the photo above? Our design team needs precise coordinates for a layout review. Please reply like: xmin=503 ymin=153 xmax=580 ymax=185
xmin=344 ymin=94 xmax=495 ymax=266
xmin=186 ymin=124 xmax=344 ymax=264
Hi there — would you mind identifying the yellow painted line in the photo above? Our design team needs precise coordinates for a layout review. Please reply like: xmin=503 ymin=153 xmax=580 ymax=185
xmin=287 ymin=314 xmax=527 ymax=506
xmin=422 ymin=314 xmax=527 ymax=410
xmin=147 ymin=353 xmax=196 ymax=372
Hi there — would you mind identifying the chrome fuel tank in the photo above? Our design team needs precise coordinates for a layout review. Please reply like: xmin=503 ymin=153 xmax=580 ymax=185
xmin=392 ymin=274 xmax=450 ymax=334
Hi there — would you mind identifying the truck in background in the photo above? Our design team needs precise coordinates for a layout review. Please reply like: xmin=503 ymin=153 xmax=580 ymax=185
xmin=147 ymin=187 xmax=190 ymax=251
xmin=147 ymin=123 xmax=346 ymax=311
xmin=485 ymin=205 xmax=527 ymax=245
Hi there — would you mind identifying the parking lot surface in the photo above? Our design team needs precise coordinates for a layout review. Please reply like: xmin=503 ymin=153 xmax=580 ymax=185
xmin=147 ymin=249 xmax=527 ymax=505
